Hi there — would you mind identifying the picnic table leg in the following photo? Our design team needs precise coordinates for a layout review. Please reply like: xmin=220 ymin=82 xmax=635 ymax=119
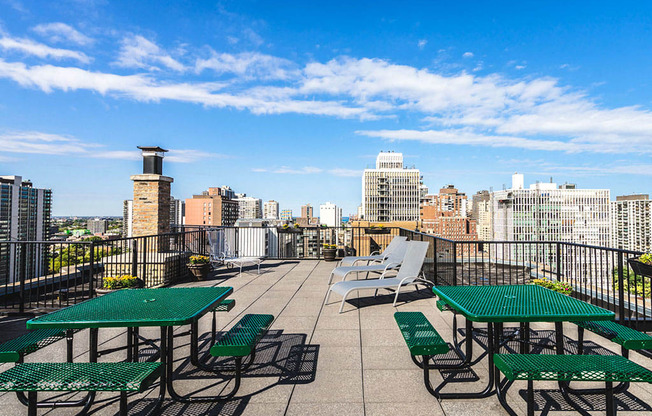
xmin=165 ymin=325 xmax=243 ymax=402
xmin=435 ymin=322 xmax=497 ymax=399
xmin=127 ymin=327 xmax=133 ymax=361
xmin=520 ymin=322 xmax=530 ymax=354
xmin=66 ymin=329 xmax=74 ymax=363
xmin=413 ymin=317 xmax=474 ymax=370
xmin=190 ymin=319 xmax=200 ymax=366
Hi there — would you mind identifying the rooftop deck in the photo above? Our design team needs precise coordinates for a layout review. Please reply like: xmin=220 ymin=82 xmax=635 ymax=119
xmin=1 ymin=259 xmax=651 ymax=415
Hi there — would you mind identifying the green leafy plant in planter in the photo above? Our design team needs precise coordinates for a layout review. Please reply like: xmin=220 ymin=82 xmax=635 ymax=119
xmin=628 ymin=253 xmax=652 ymax=278
xmin=187 ymin=255 xmax=211 ymax=280
xmin=322 ymin=244 xmax=337 ymax=261
xmin=531 ymin=278 xmax=572 ymax=295
xmin=97 ymin=275 xmax=143 ymax=295
xmin=613 ymin=266 xmax=651 ymax=299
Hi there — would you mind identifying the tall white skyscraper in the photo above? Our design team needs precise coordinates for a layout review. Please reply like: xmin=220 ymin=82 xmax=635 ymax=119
xmin=264 ymin=200 xmax=279 ymax=219
xmin=362 ymin=152 xmax=421 ymax=222
xmin=170 ymin=197 xmax=185 ymax=227
xmin=319 ymin=202 xmax=342 ymax=227
xmin=123 ymin=200 xmax=133 ymax=237
xmin=610 ymin=195 xmax=651 ymax=253
xmin=492 ymin=173 xmax=610 ymax=246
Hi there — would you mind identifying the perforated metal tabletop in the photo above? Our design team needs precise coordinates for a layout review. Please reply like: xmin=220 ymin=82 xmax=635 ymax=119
xmin=26 ymin=287 xmax=233 ymax=329
xmin=432 ymin=285 xmax=614 ymax=323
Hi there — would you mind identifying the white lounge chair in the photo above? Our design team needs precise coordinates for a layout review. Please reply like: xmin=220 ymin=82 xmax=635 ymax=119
xmin=338 ymin=236 xmax=407 ymax=267
xmin=325 ymin=241 xmax=430 ymax=313
xmin=327 ymin=241 xmax=408 ymax=285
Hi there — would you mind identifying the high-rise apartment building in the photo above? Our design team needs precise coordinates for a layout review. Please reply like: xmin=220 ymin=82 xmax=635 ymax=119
xmin=420 ymin=185 xmax=477 ymax=244
xmin=280 ymin=209 xmax=293 ymax=221
xmin=264 ymin=200 xmax=279 ymax=219
xmin=170 ymin=197 xmax=185 ymax=228
xmin=492 ymin=173 xmax=610 ymax=246
xmin=0 ymin=176 xmax=52 ymax=284
xmin=87 ymin=218 xmax=108 ymax=235
xmin=235 ymin=195 xmax=262 ymax=220
xmin=362 ymin=152 xmax=421 ymax=222
xmin=185 ymin=187 xmax=238 ymax=226
xmin=301 ymin=204 xmax=314 ymax=219
xmin=471 ymin=190 xmax=492 ymax=241
xmin=123 ymin=200 xmax=133 ymax=237
xmin=319 ymin=202 xmax=342 ymax=227
xmin=610 ymin=194 xmax=651 ymax=253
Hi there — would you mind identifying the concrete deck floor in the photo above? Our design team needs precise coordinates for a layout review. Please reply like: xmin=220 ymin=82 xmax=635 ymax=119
xmin=1 ymin=259 xmax=651 ymax=415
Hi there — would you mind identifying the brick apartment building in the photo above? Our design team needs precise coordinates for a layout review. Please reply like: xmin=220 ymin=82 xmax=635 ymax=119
xmin=185 ymin=187 xmax=238 ymax=226
xmin=420 ymin=185 xmax=477 ymax=252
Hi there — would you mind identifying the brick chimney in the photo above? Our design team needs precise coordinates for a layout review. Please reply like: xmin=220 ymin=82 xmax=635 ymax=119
xmin=130 ymin=146 xmax=173 ymax=239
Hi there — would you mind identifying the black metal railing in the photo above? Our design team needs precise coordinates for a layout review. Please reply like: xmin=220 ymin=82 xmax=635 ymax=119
xmin=0 ymin=229 xmax=206 ymax=312
xmin=399 ymin=229 xmax=649 ymax=330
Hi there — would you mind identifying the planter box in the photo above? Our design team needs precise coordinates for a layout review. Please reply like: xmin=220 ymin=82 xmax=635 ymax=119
xmin=365 ymin=228 xmax=390 ymax=235
xmin=322 ymin=248 xmax=337 ymax=262
xmin=278 ymin=228 xmax=303 ymax=233
xmin=187 ymin=263 xmax=211 ymax=280
xmin=628 ymin=258 xmax=652 ymax=277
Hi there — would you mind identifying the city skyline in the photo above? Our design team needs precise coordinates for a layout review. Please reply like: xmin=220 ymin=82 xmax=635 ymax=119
xmin=1 ymin=2 xmax=652 ymax=216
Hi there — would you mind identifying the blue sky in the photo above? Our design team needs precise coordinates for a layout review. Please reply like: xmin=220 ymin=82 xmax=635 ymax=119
xmin=0 ymin=1 xmax=651 ymax=216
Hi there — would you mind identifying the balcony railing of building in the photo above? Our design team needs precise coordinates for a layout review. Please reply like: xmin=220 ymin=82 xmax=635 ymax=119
xmin=0 ymin=226 xmax=649 ymax=331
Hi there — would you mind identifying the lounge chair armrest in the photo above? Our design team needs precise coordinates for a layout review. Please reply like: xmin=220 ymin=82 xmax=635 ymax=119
xmin=369 ymin=251 xmax=380 ymax=256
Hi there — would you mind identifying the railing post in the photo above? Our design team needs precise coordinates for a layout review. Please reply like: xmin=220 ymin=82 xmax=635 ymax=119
xmin=141 ymin=238 xmax=148 ymax=285
xmin=19 ymin=242 xmax=26 ymax=313
xmin=556 ymin=242 xmax=562 ymax=281
xmin=131 ymin=239 xmax=138 ymax=277
xmin=452 ymin=242 xmax=457 ymax=286
xmin=433 ymin=237 xmax=438 ymax=286
xmin=617 ymin=252 xmax=625 ymax=324
xmin=89 ymin=241 xmax=95 ymax=297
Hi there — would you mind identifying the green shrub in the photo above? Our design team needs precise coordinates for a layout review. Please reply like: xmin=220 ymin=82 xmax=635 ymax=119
xmin=531 ymin=278 xmax=572 ymax=295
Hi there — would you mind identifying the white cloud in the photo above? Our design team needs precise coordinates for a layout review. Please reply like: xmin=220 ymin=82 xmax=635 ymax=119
xmin=274 ymin=166 xmax=323 ymax=174
xmin=417 ymin=40 xmax=427 ymax=50
xmin=328 ymin=168 xmax=361 ymax=177
xmin=515 ymin=65 xmax=526 ymax=70
xmin=0 ymin=36 xmax=90 ymax=63
xmin=463 ymin=52 xmax=473 ymax=58
xmin=0 ymin=129 xmax=222 ymax=163
xmin=32 ymin=23 xmax=93 ymax=46
xmin=114 ymin=35 xmax=185 ymax=72
xmin=251 ymin=168 xmax=267 ymax=172
xmin=195 ymin=50 xmax=296 ymax=80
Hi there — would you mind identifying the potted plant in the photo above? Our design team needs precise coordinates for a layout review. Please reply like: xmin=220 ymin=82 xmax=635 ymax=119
xmin=279 ymin=223 xmax=302 ymax=233
xmin=628 ymin=253 xmax=652 ymax=278
xmin=187 ymin=255 xmax=211 ymax=280
xmin=365 ymin=224 xmax=390 ymax=234
xmin=96 ymin=275 xmax=144 ymax=296
xmin=530 ymin=278 xmax=573 ymax=295
xmin=322 ymin=244 xmax=337 ymax=261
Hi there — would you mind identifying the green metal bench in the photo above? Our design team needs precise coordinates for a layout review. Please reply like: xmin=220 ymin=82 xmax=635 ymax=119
xmin=395 ymin=312 xmax=450 ymax=398
xmin=0 ymin=328 xmax=71 ymax=363
xmin=211 ymin=299 xmax=236 ymax=343
xmin=575 ymin=320 xmax=652 ymax=355
xmin=494 ymin=353 xmax=652 ymax=416
xmin=436 ymin=300 xmax=452 ymax=312
xmin=183 ymin=313 xmax=274 ymax=401
xmin=0 ymin=362 xmax=163 ymax=416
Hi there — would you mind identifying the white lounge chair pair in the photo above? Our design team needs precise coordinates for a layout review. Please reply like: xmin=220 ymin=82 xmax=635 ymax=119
xmin=325 ymin=240 xmax=430 ymax=313
xmin=328 ymin=237 xmax=409 ymax=285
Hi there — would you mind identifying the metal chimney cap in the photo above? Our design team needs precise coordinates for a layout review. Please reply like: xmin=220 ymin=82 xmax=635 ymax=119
xmin=137 ymin=146 xmax=168 ymax=153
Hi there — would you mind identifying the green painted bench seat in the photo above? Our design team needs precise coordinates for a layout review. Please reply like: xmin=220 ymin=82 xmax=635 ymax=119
xmin=575 ymin=320 xmax=652 ymax=350
xmin=436 ymin=300 xmax=452 ymax=312
xmin=212 ymin=298 xmax=236 ymax=312
xmin=0 ymin=329 xmax=67 ymax=363
xmin=394 ymin=312 xmax=449 ymax=356
xmin=494 ymin=354 xmax=652 ymax=383
xmin=0 ymin=362 xmax=162 ymax=392
xmin=494 ymin=354 xmax=652 ymax=416
xmin=211 ymin=314 xmax=273 ymax=357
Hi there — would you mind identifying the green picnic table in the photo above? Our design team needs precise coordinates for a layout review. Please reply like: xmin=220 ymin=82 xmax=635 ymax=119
xmin=27 ymin=286 xmax=233 ymax=404
xmin=431 ymin=284 xmax=615 ymax=399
